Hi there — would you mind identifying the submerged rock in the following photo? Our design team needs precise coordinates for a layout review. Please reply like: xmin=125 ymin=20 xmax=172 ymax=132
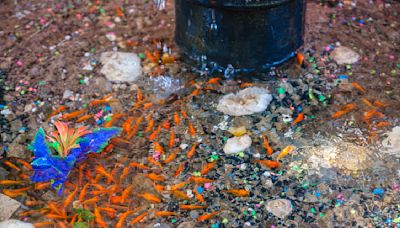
xmin=265 ymin=199 xmax=292 ymax=219
xmin=0 ymin=220 xmax=33 ymax=228
xmin=331 ymin=46 xmax=360 ymax=65
xmin=0 ymin=194 xmax=21 ymax=221
xmin=223 ymin=135 xmax=252 ymax=154
xmin=217 ymin=87 xmax=272 ymax=116
xmin=100 ymin=52 xmax=142 ymax=83
xmin=381 ymin=126 xmax=400 ymax=156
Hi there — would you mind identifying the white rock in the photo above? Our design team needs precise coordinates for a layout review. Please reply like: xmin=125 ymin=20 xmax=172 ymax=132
xmin=382 ymin=126 xmax=400 ymax=156
xmin=0 ymin=220 xmax=33 ymax=228
xmin=331 ymin=46 xmax=360 ymax=65
xmin=0 ymin=194 xmax=21 ymax=221
xmin=223 ymin=135 xmax=252 ymax=154
xmin=100 ymin=52 xmax=142 ymax=83
xmin=217 ymin=87 xmax=272 ymax=116
xmin=265 ymin=199 xmax=292 ymax=219
xmin=62 ymin=90 xmax=73 ymax=99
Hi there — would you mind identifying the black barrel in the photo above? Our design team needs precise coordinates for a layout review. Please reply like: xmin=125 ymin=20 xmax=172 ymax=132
xmin=175 ymin=0 xmax=306 ymax=72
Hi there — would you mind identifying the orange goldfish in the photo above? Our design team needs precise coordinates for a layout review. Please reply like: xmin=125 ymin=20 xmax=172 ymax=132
xmin=15 ymin=158 xmax=32 ymax=170
xmin=79 ymin=183 xmax=89 ymax=202
xmin=48 ymin=105 xmax=67 ymax=119
xmin=174 ymin=162 xmax=186 ymax=177
xmin=373 ymin=100 xmax=387 ymax=107
xmin=179 ymin=204 xmax=207 ymax=210
xmin=261 ymin=135 xmax=274 ymax=155
xmin=143 ymin=102 xmax=153 ymax=109
xmin=154 ymin=211 xmax=179 ymax=217
xmin=83 ymin=196 xmax=99 ymax=205
xmin=376 ymin=121 xmax=390 ymax=127
xmin=292 ymin=112 xmax=304 ymax=125
xmin=61 ymin=109 xmax=87 ymax=120
xmin=137 ymin=193 xmax=161 ymax=203
xmin=146 ymin=173 xmax=165 ymax=182
xmin=94 ymin=207 xmax=107 ymax=228
xmin=24 ymin=200 xmax=45 ymax=206
xmin=163 ymin=152 xmax=176 ymax=164
xmin=187 ymin=142 xmax=199 ymax=158
xmin=361 ymin=98 xmax=375 ymax=108
xmin=120 ymin=167 xmax=130 ymax=182
xmin=147 ymin=156 xmax=163 ymax=170
xmin=145 ymin=119 xmax=155 ymax=133
xmin=296 ymin=52 xmax=304 ymax=65
xmin=131 ymin=212 xmax=148 ymax=224
xmin=173 ymin=112 xmax=181 ymax=126
xmin=136 ymin=87 xmax=143 ymax=101
xmin=149 ymin=125 xmax=162 ymax=141
xmin=352 ymin=82 xmax=366 ymax=94
xmin=63 ymin=184 xmax=78 ymax=208
xmin=206 ymin=77 xmax=222 ymax=85
xmin=122 ymin=116 xmax=135 ymax=134
xmin=239 ymin=82 xmax=254 ymax=88
xmin=194 ymin=187 xmax=205 ymax=202
xmin=170 ymin=182 xmax=187 ymax=191
xmin=222 ymin=189 xmax=250 ymax=197
xmin=197 ymin=211 xmax=219 ymax=222
xmin=276 ymin=145 xmax=295 ymax=160
xmin=121 ymin=186 xmax=133 ymax=203
xmin=105 ymin=113 xmax=127 ymax=128
xmin=162 ymin=117 xmax=170 ymax=129
xmin=3 ymin=186 xmax=32 ymax=197
xmin=3 ymin=160 xmax=21 ymax=171
xmin=200 ymin=162 xmax=216 ymax=176
xmin=129 ymin=162 xmax=150 ymax=170
xmin=76 ymin=114 xmax=92 ymax=123
xmin=153 ymin=183 xmax=165 ymax=192
xmin=33 ymin=221 xmax=55 ymax=227
xmin=153 ymin=142 xmax=165 ymax=155
xmin=181 ymin=110 xmax=189 ymax=119
xmin=169 ymin=130 xmax=176 ymax=148
xmin=116 ymin=210 xmax=137 ymax=228
xmin=99 ymin=207 xmax=116 ymax=218
xmin=187 ymin=120 xmax=196 ymax=137
xmin=189 ymin=177 xmax=215 ymax=184
xmin=34 ymin=182 xmax=51 ymax=190
xmin=170 ymin=190 xmax=190 ymax=200
xmin=0 ymin=180 xmax=24 ymax=185
xmin=95 ymin=166 xmax=114 ymax=182
xmin=254 ymin=160 xmax=281 ymax=169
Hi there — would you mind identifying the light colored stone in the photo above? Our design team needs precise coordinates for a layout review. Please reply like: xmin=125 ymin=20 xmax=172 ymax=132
xmin=7 ymin=142 xmax=30 ymax=159
xmin=62 ymin=89 xmax=73 ymax=99
xmin=331 ymin=46 xmax=360 ymax=65
xmin=217 ymin=87 xmax=272 ymax=116
xmin=223 ymin=135 xmax=252 ymax=154
xmin=265 ymin=199 xmax=292 ymax=219
xmin=382 ymin=126 xmax=400 ymax=157
xmin=100 ymin=52 xmax=142 ymax=83
xmin=0 ymin=194 xmax=21 ymax=221
xmin=0 ymin=220 xmax=33 ymax=228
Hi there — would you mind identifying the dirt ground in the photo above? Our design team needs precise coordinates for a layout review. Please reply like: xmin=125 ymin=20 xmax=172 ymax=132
xmin=1 ymin=0 xmax=400 ymax=227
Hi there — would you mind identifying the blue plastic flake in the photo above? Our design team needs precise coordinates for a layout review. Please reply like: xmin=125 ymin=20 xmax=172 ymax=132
xmin=104 ymin=106 xmax=112 ymax=111
xmin=96 ymin=119 xmax=103 ymax=125
xmin=372 ymin=188 xmax=384 ymax=196
xmin=315 ymin=191 xmax=321 ymax=198
xmin=196 ymin=186 xmax=204 ymax=194
xmin=338 ymin=75 xmax=349 ymax=80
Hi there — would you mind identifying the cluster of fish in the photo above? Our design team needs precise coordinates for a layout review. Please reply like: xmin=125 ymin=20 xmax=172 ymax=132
xmin=330 ymin=82 xmax=390 ymax=141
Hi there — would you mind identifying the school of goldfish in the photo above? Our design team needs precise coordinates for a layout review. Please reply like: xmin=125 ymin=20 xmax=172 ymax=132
xmin=0 ymin=74 xmax=392 ymax=227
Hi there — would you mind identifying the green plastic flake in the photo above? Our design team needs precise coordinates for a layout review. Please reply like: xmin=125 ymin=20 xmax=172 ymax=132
xmin=293 ymin=165 xmax=299 ymax=171
xmin=391 ymin=70 xmax=397 ymax=76
xmin=139 ymin=53 xmax=144 ymax=59
xmin=319 ymin=213 xmax=325 ymax=217
xmin=396 ymin=63 xmax=400 ymax=69
xmin=312 ymin=64 xmax=317 ymax=69
xmin=99 ymin=8 xmax=105 ymax=14
xmin=346 ymin=65 xmax=351 ymax=70
xmin=277 ymin=87 xmax=286 ymax=95
xmin=90 ymin=48 xmax=96 ymax=53
xmin=20 ymin=90 xmax=25 ymax=95
xmin=278 ymin=170 xmax=283 ymax=175
xmin=82 ymin=104 xmax=88 ymax=108
xmin=222 ymin=218 xmax=229 ymax=224
xmin=315 ymin=69 xmax=320 ymax=74
xmin=318 ymin=95 xmax=326 ymax=102
xmin=251 ymin=211 xmax=256 ymax=216
xmin=171 ymin=219 xmax=177 ymax=223
xmin=243 ymin=211 xmax=247 ymax=215
xmin=309 ymin=57 xmax=315 ymax=62
xmin=39 ymin=81 xmax=45 ymax=86
xmin=137 ymin=132 xmax=143 ymax=137
xmin=79 ymin=79 xmax=85 ymax=84
xmin=308 ymin=88 xmax=315 ymax=100
xmin=193 ymin=171 xmax=201 ymax=177
xmin=223 ymin=137 xmax=228 ymax=142
xmin=370 ymin=69 xmax=376 ymax=75
xmin=211 ymin=155 xmax=219 ymax=160
xmin=104 ymin=116 xmax=112 ymax=122
xmin=238 ymin=152 xmax=245 ymax=157
xmin=309 ymin=115 xmax=316 ymax=119
xmin=310 ymin=208 xmax=316 ymax=214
